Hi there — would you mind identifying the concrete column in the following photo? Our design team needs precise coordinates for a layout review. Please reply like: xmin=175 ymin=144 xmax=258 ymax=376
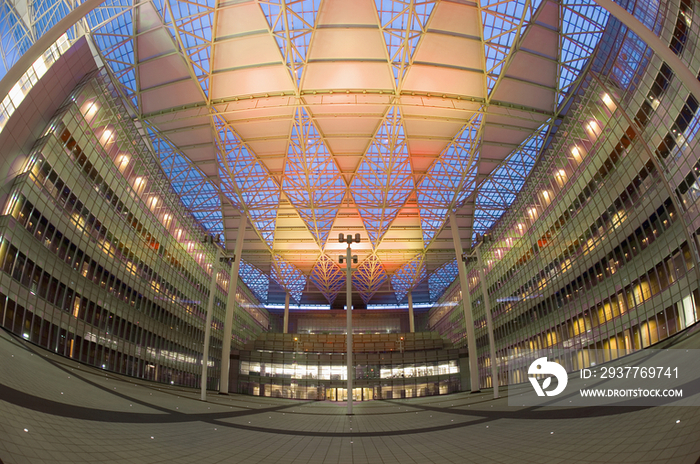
xmin=476 ymin=244 xmax=499 ymax=399
xmin=219 ymin=219 xmax=246 ymax=394
xmin=458 ymin=349 xmax=471 ymax=391
xmin=407 ymin=291 xmax=415 ymax=333
xmin=449 ymin=211 xmax=480 ymax=392
xmin=283 ymin=292 xmax=290 ymax=334
xmin=201 ymin=247 xmax=221 ymax=402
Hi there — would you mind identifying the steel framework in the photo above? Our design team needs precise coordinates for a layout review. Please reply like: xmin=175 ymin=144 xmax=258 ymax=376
xmin=0 ymin=0 xmax=616 ymax=304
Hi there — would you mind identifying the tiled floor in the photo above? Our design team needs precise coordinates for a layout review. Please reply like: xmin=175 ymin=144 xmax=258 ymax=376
xmin=1 ymin=327 xmax=700 ymax=464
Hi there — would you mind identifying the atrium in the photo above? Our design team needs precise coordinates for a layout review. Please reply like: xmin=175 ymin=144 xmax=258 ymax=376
xmin=1 ymin=0 xmax=700 ymax=462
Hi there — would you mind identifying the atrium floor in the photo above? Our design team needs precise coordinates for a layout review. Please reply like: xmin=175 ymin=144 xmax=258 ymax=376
xmin=1 ymin=327 xmax=700 ymax=464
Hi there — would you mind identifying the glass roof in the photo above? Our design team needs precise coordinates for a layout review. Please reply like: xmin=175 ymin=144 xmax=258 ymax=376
xmin=0 ymin=0 xmax=613 ymax=306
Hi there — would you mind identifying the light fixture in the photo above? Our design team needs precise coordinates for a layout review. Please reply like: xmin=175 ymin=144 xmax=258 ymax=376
xmin=586 ymin=119 xmax=602 ymax=138
xmin=571 ymin=146 xmax=583 ymax=162
xmin=84 ymin=101 xmax=99 ymax=117
xmin=602 ymin=93 xmax=616 ymax=112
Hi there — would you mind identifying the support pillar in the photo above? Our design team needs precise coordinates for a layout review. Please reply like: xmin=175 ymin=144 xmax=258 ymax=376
xmin=283 ymin=292 xmax=290 ymax=334
xmin=220 ymin=219 xmax=246 ymax=394
xmin=449 ymin=211 xmax=480 ymax=392
xmin=201 ymin=247 xmax=221 ymax=401
xmin=407 ymin=291 xmax=415 ymax=333
xmin=476 ymin=244 xmax=499 ymax=399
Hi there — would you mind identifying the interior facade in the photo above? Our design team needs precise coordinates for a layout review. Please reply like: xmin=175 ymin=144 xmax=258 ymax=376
xmin=1 ymin=0 xmax=700 ymax=462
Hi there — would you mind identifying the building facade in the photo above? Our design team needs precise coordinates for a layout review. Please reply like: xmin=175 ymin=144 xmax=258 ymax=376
xmin=430 ymin=0 xmax=700 ymax=388
xmin=0 ymin=65 xmax=269 ymax=389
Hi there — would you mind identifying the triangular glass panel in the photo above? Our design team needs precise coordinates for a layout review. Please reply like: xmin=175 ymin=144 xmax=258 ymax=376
xmin=168 ymin=0 xmax=214 ymax=97
xmin=309 ymin=255 xmax=345 ymax=304
xmin=416 ymin=118 xmax=480 ymax=247
xmin=558 ymin=1 xmax=609 ymax=103
xmin=351 ymin=107 xmax=413 ymax=247
xmin=376 ymin=0 xmax=435 ymax=86
xmin=272 ymin=254 xmax=306 ymax=302
xmin=352 ymin=254 xmax=388 ymax=304
xmin=391 ymin=254 xmax=426 ymax=303
xmin=239 ymin=260 xmax=270 ymax=303
xmin=214 ymin=116 xmax=280 ymax=248
xmin=32 ymin=0 xmax=72 ymax=36
xmin=283 ymin=108 xmax=344 ymax=246
xmin=146 ymin=127 xmax=223 ymax=233
xmin=428 ymin=258 xmax=458 ymax=302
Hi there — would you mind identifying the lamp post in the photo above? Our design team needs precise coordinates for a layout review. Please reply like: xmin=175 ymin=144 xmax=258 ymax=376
xmin=338 ymin=232 xmax=360 ymax=415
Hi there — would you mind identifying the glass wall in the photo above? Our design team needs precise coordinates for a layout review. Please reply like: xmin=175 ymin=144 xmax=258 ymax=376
xmin=239 ymin=350 xmax=460 ymax=401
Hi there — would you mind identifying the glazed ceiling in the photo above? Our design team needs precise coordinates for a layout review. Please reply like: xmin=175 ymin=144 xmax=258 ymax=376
xmin=1 ymin=0 xmax=610 ymax=305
